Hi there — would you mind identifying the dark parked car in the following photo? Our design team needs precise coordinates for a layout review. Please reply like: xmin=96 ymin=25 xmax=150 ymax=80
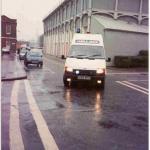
xmin=19 ymin=48 xmax=28 ymax=60
xmin=24 ymin=50 xmax=43 ymax=67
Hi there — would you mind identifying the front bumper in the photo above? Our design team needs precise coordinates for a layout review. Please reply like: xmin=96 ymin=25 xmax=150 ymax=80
xmin=26 ymin=60 xmax=43 ymax=64
xmin=63 ymin=71 xmax=105 ymax=83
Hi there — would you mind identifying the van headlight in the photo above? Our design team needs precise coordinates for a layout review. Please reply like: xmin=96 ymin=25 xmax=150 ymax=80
xmin=65 ymin=67 xmax=73 ymax=72
xmin=96 ymin=68 xmax=105 ymax=74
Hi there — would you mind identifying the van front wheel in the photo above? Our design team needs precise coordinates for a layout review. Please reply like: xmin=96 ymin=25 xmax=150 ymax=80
xmin=96 ymin=79 xmax=105 ymax=89
xmin=101 ymin=79 xmax=105 ymax=89
xmin=63 ymin=79 xmax=70 ymax=87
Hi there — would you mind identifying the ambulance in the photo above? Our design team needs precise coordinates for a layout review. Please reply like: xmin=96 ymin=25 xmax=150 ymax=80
xmin=63 ymin=33 xmax=110 ymax=88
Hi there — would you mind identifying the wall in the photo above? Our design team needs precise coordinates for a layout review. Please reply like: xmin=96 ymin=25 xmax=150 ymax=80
xmin=92 ymin=0 xmax=148 ymax=14
xmin=92 ymin=0 xmax=116 ymax=10
xmin=143 ymin=0 xmax=148 ymax=13
xmin=90 ymin=16 xmax=105 ymax=36
xmin=118 ymin=0 xmax=140 ymax=13
xmin=104 ymin=30 xmax=148 ymax=66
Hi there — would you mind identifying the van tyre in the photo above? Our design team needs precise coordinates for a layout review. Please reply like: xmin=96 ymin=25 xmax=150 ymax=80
xmin=63 ymin=79 xmax=70 ymax=87
xmin=38 ymin=63 xmax=43 ymax=68
xmin=101 ymin=80 xmax=105 ymax=89
xmin=96 ymin=79 xmax=105 ymax=89
xmin=40 ymin=63 xmax=43 ymax=68
xmin=24 ymin=62 xmax=28 ymax=67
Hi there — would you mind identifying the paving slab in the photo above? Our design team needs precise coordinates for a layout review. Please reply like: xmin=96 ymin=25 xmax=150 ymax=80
xmin=1 ymin=53 xmax=27 ymax=81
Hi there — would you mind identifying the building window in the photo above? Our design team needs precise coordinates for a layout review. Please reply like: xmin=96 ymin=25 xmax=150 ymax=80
xmin=6 ymin=24 xmax=11 ymax=34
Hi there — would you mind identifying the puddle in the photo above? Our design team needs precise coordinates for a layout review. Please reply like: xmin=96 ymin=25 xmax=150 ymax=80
xmin=132 ymin=116 xmax=148 ymax=129
xmin=48 ymin=91 xmax=62 ymax=95
xmin=56 ymin=102 xmax=65 ymax=108
xmin=98 ymin=120 xmax=119 ymax=129
xmin=98 ymin=120 xmax=130 ymax=131
xmin=132 ymin=122 xmax=148 ymax=129
xmin=140 ymin=73 xmax=147 ymax=75
xmin=56 ymin=85 xmax=64 ymax=88
xmin=135 ymin=116 xmax=148 ymax=122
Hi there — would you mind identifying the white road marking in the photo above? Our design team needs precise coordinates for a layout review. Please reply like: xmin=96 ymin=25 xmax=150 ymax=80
xmin=128 ymin=80 xmax=148 ymax=82
xmin=9 ymin=81 xmax=25 ymax=150
xmin=24 ymin=80 xmax=59 ymax=150
xmin=123 ymin=81 xmax=148 ymax=92
xmin=107 ymin=72 xmax=148 ymax=75
xmin=116 ymin=81 xmax=148 ymax=95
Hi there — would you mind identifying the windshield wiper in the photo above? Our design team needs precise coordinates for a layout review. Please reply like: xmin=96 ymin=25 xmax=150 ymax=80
xmin=69 ymin=55 xmax=87 ymax=58
xmin=87 ymin=54 xmax=105 ymax=58
xmin=88 ymin=54 xmax=101 ymax=57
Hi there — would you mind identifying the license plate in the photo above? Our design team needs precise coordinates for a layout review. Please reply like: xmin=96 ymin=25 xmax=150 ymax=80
xmin=78 ymin=76 xmax=91 ymax=80
xmin=32 ymin=61 xmax=38 ymax=63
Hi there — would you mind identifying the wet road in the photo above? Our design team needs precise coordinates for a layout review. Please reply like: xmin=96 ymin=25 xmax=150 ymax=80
xmin=2 ymin=56 xmax=148 ymax=150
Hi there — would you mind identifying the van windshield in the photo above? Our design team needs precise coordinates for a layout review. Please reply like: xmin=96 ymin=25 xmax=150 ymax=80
xmin=68 ymin=45 xmax=105 ymax=59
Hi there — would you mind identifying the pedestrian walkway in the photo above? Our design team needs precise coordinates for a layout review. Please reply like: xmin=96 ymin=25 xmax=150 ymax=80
xmin=1 ymin=53 xmax=27 ymax=81
xmin=44 ymin=54 xmax=65 ymax=64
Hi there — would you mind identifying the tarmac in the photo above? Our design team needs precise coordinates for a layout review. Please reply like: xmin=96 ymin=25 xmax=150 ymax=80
xmin=1 ymin=53 xmax=27 ymax=81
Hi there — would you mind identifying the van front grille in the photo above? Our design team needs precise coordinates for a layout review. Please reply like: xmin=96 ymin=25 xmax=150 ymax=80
xmin=73 ymin=70 xmax=96 ymax=76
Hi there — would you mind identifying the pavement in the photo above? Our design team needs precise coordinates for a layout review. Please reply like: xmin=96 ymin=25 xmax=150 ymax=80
xmin=44 ymin=54 xmax=65 ymax=64
xmin=1 ymin=53 xmax=27 ymax=81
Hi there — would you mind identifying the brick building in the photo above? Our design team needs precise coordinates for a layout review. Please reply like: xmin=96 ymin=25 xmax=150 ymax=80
xmin=1 ymin=15 xmax=17 ymax=52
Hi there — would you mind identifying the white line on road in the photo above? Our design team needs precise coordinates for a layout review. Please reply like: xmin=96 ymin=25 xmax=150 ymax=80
xmin=127 ymin=80 xmax=148 ymax=82
xmin=24 ymin=80 xmax=59 ymax=150
xmin=9 ymin=81 xmax=25 ymax=150
xmin=123 ymin=81 xmax=148 ymax=92
xmin=116 ymin=81 xmax=148 ymax=95
xmin=107 ymin=72 xmax=148 ymax=75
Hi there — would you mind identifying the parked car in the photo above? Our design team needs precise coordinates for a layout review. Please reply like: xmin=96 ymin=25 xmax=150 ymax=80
xmin=19 ymin=48 xmax=28 ymax=60
xmin=2 ymin=47 xmax=10 ymax=54
xmin=24 ymin=50 xmax=43 ymax=67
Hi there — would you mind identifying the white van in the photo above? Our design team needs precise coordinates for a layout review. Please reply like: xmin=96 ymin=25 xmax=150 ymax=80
xmin=63 ymin=33 xmax=110 ymax=88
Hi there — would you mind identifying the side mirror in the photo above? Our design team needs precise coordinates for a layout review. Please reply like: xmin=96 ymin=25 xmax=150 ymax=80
xmin=61 ymin=55 xmax=66 ymax=59
xmin=106 ymin=57 xmax=111 ymax=62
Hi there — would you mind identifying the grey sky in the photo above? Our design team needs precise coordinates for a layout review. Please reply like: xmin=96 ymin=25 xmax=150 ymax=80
xmin=2 ymin=0 xmax=63 ymax=41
